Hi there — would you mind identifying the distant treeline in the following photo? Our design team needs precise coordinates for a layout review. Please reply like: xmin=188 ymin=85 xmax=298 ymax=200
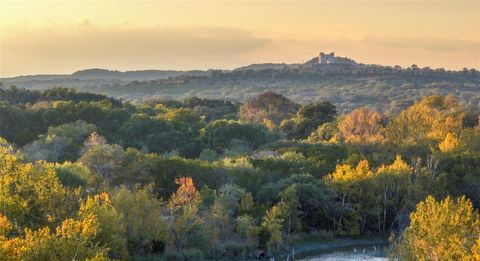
xmin=2 ymin=62 xmax=479 ymax=114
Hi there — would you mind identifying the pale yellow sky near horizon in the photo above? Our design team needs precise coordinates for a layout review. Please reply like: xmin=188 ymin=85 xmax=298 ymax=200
xmin=0 ymin=1 xmax=479 ymax=77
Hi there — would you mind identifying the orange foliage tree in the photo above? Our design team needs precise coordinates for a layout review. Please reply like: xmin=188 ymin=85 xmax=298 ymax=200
xmin=338 ymin=107 xmax=386 ymax=144
xmin=167 ymin=177 xmax=203 ymax=252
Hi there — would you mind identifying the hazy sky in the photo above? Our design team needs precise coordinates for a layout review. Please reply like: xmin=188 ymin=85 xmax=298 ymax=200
xmin=1 ymin=1 xmax=479 ymax=77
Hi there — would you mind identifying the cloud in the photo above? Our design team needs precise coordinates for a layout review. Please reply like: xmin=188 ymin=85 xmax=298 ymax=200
xmin=363 ymin=36 xmax=479 ymax=54
xmin=0 ymin=23 xmax=271 ymax=76
xmin=1 ymin=22 xmax=478 ymax=76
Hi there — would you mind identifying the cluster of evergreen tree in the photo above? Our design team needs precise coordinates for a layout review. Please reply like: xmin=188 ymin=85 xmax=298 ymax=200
xmin=0 ymin=87 xmax=479 ymax=260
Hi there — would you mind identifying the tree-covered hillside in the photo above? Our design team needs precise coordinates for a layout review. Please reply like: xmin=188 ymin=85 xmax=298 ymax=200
xmin=0 ymin=87 xmax=479 ymax=260
xmin=2 ymin=58 xmax=479 ymax=114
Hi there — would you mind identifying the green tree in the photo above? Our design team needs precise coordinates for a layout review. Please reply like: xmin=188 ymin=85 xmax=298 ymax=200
xmin=257 ymin=225 xmax=271 ymax=253
xmin=55 ymin=161 xmax=102 ymax=189
xmin=111 ymin=185 xmax=167 ymax=254
xmin=205 ymin=201 xmax=231 ymax=243
xmin=283 ymin=101 xmax=336 ymax=139
xmin=235 ymin=215 xmax=257 ymax=242
xmin=22 ymin=120 xmax=97 ymax=162
xmin=239 ymin=92 xmax=300 ymax=128
xmin=278 ymin=185 xmax=302 ymax=235
xmin=261 ymin=205 xmax=284 ymax=250
xmin=201 ymin=119 xmax=274 ymax=154
xmin=216 ymin=184 xmax=246 ymax=216
xmin=198 ymin=149 xmax=218 ymax=162
xmin=238 ymin=192 xmax=255 ymax=216
xmin=308 ymin=121 xmax=339 ymax=143
xmin=78 ymin=133 xmax=125 ymax=180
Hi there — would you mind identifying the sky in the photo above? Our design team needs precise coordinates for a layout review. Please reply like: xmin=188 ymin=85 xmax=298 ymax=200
xmin=0 ymin=1 xmax=479 ymax=77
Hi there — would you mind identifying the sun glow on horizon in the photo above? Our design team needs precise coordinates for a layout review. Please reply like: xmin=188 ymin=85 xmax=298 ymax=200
xmin=1 ymin=0 xmax=479 ymax=77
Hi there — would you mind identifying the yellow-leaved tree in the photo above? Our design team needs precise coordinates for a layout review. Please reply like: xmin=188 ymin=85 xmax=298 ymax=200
xmin=78 ymin=192 xmax=127 ymax=256
xmin=375 ymin=155 xmax=413 ymax=233
xmin=324 ymin=160 xmax=376 ymax=235
xmin=0 ymin=213 xmax=109 ymax=260
xmin=395 ymin=195 xmax=480 ymax=260
xmin=438 ymin=132 xmax=463 ymax=153
xmin=386 ymin=94 xmax=465 ymax=147
xmin=0 ymin=151 xmax=79 ymax=229
xmin=0 ymin=150 xmax=122 ymax=260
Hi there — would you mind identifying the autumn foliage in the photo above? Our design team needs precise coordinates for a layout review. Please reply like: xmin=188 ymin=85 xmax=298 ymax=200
xmin=395 ymin=196 xmax=480 ymax=260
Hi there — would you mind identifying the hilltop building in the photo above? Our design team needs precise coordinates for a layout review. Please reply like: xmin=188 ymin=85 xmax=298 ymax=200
xmin=302 ymin=51 xmax=357 ymax=67
xmin=320 ymin=52 xmax=335 ymax=64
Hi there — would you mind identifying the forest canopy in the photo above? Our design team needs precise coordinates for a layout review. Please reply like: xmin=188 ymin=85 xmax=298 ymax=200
xmin=0 ymin=87 xmax=479 ymax=260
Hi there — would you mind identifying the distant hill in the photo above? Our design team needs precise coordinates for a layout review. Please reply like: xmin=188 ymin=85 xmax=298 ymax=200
xmin=71 ymin=68 xmax=208 ymax=80
xmin=1 ymin=54 xmax=479 ymax=114
xmin=71 ymin=69 xmax=124 ymax=79
xmin=0 ymin=69 xmax=209 ymax=89
xmin=0 ymin=68 xmax=209 ymax=82
xmin=234 ymin=56 xmax=357 ymax=71
xmin=1 ymin=74 xmax=70 ymax=83
xmin=234 ymin=63 xmax=288 ymax=71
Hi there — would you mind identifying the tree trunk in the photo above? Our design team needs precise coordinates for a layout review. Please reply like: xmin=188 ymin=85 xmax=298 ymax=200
xmin=383 ymin=185 xmax=388 ymax=233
